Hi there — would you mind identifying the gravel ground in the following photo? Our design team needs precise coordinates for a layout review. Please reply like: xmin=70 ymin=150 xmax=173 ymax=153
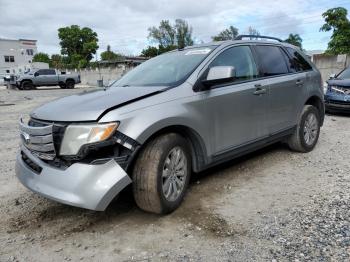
xmin=0 ymin=86 xmax=349 ymax=261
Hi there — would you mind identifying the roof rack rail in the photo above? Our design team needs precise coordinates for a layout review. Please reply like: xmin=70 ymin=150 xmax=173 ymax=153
xmin=235 ymin=35 xmax=283 ymax=42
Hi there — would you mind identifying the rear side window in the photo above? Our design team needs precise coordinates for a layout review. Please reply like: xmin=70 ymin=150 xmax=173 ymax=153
xmin=46 ymin=69 xmax=56 ymax=75
xmin=210 ymin=46 xmax=258 ymax=81
xmin=254 ymin=45 xmax=289 ymax=76
xmin=285 ymin=47 xmax=312 ymax=72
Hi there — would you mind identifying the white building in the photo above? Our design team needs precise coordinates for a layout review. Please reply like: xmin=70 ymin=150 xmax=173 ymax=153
xmin=0 ymin=38 xmax=38 ymax=76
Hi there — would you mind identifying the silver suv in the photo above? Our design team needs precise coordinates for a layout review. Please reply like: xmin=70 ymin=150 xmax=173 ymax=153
xmin=16 ymin=35 xmax=324 ymax=214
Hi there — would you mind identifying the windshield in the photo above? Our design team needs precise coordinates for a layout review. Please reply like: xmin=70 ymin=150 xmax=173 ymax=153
xmin=337 ymin=67 xmax=350 ymax=79
xmin=112 ymin=46 xmax=215 ymax=87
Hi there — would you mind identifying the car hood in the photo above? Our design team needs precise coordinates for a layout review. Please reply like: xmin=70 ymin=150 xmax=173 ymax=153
xmin=327 ymin=79 xmax=350 ymax=87
xmin=31 ymin=86 xmax=167 ymax=122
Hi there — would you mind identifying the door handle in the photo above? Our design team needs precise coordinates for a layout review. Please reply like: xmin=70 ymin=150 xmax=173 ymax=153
xmin=296 ymin=79 xmax=303 ymax=85
xmin=253 ymin=87 xmax=267 ymax=95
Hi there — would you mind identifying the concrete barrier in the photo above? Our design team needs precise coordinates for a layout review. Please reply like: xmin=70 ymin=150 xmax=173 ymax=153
xmin=312 ymin=54 xmax=349 ymax=82
xmin=74 ymin=65 xmax=135 ymax=86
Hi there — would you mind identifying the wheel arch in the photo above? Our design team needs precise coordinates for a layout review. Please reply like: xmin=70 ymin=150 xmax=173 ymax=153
xmin=129 ymin=125 xmax=208 ymax=173
xmin=20 ymin=79 xmax=33 ymax=84
xmin=65 ymin=78 xmax=75 ymax=83
xmin=304 ymin=95 xmax=325 ymax=126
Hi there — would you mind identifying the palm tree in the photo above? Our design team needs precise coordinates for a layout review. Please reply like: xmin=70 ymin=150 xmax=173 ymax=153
xmin=285 ymin=34 xmax=303 ymax=49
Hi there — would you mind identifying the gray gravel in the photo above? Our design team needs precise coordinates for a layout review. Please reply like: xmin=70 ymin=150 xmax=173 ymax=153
xmin=0 ymin=86 xmax=349 ymax=261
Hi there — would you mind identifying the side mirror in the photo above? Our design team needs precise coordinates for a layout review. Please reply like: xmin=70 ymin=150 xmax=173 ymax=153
xmin=34 ymin=72 xmax=39 ymax=77
xmin=329 ymin=73 xmax=336 ymax=79
xmin=202 ymin=66 xmax=235 ymax=88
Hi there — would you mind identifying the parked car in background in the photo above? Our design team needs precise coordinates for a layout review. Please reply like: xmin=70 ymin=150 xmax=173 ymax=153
xmin=16 ymin=35 xmax=324 ymax=214
xmin=14 ymin=69 xmax=81 ymax=90
xmin=324 ymin=67 xmax=350 ymax=113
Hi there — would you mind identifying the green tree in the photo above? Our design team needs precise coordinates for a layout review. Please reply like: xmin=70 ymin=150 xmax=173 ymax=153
xmin=284 ymin=34 xmax=303 ymax=48
xmin=148 ymin=20 xmax=176 ymax=47
xmin=212 ymin=26 xmax=239 ymax=41
xmin=247 ymin=26 xmax=260 ymax=39
xmin=58 ymin=25 xmax=99 ymax=68
xmin=140 ymin=46 xmax=159 ymax=57
xmin=32 ymin=52 xmax=50 ymax=64
xmin=320 ymin=7 xmax=350 ymax=54
xmin=100 ymin=45 xmax=121 ymax=61
xmin=147 ymin=19 xmax=194 ymax=55
xmin=50 ymin=54 xmax=63 ymax=69
xmin=175 ymin=19 xmax=193 ymax=48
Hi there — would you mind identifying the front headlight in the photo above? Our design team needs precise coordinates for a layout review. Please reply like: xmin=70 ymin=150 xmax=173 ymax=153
xmin=60 ymin=122 xmax=118 ymax=156
xmin=329 ymin=86 xmax=345 ymax=94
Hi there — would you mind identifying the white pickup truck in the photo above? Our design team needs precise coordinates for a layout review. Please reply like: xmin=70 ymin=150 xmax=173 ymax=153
xmin=15 ymin=69 xmax=81 ymax=90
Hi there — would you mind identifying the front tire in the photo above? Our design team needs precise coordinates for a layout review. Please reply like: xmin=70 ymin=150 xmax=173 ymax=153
xmin=21 ymin=81 xmax=34 ymax=90
xmin=288 ymin=105 xmax=320 ymax=152
xmin=59 ymin=83 xmax=67 ymax=89
xmin=132 ymin=133 xmax=191 ymax=214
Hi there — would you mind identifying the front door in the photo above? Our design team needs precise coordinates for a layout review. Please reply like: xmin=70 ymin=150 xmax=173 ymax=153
xmin=34 ymin=69 xmax=47 ymax=85
xmin=201 ymin=45 xmax=269 ymax=155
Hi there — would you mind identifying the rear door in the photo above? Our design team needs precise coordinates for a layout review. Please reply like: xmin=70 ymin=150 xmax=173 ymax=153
xmin=200 ymin=45 xmax=269 ymax=155
xmin=253 ymin=45 xmax=303 ymax=134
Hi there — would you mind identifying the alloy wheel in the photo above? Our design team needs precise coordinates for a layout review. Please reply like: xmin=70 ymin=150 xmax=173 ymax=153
xmin=303 ymin=112 xmax=319 ymax=146
xmin=162 ymin=146 xmax=188 ymax=202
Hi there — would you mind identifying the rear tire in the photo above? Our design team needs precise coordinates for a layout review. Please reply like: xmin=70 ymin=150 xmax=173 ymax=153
xmin=21 ymin=81 xmax=34 ymax=90
xmin=66 ymin=80 xmax=75 ymax=89
xmin=288 ymin=105 xmax=320 ymax=152
xmin=132 ymin=133 xmax=191 ymax=214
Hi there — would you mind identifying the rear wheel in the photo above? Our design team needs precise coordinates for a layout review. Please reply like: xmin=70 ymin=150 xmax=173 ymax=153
xmin=132 ymin=133 xmax=191 ymax=214
xmin=66 ymin=80 xmax=75 ymax=89
xmin=21 ymin=81 xmax=34 ymax=90
xmin=288 ymin=105 xmax=320 ymax=152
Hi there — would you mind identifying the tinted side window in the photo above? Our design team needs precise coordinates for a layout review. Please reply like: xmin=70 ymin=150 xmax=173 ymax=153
xmin=36 ymin=69 xmax=46 ymax=75
xmin=280 ymin=49 xmax=297 ymax=73
xmin=286 ymin=47 xmax=312 ymax=72
xmin=46 ymin=69 xmax=56 ymax=75
xmin=210 ymin=46 xmax=258 ymax=81
xmin=255 ymin=45 xmax=289 ymax=76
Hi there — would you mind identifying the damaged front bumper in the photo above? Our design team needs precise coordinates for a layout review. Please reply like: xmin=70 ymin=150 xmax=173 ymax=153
xmin=15 ymin=146 xmax=132 ymax=211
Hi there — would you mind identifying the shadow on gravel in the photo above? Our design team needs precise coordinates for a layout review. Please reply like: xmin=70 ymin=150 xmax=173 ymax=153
xmin=326 ymin=111 xmax=350 ymax=117
xmin=191 ymin=142 xmax=287 ymax=183
xmin=6 ymin=189 xmax=144 ymax=237
xmin=6 ymin=142 xmax=288 ymax=240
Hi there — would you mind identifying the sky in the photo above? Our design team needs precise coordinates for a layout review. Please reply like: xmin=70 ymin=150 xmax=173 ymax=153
xmin=0 ymin=0 xmax=349 ymax=57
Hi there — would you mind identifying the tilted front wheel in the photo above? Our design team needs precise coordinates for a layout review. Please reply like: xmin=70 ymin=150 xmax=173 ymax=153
xmin=59 ymin=83 xmax=67 ymax=89
xmin=132 ymin=133 xmax=191 ymax=214
xmin=288 ymin=105 xmax=320 ymax=152
xmin=21 ymin=81 xmax=34 ymax=90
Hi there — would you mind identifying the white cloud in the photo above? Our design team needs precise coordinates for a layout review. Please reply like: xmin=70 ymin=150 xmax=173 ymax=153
xmin=0 ymin=0 xmax=347 ymax=54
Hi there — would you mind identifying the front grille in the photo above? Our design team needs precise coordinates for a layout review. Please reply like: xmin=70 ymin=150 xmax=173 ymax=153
xmin=19 ymin=118 xmax=56 ymax=160
xmin=21 ymin=151 xmax=42 ymax=174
